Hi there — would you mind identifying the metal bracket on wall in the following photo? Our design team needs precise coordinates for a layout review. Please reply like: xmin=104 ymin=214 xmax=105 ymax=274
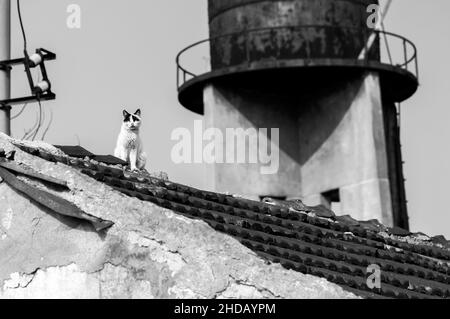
xmin=0 ymin=48 xmax=56 ymax=107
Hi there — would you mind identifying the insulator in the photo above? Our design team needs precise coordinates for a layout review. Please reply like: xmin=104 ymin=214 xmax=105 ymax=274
xmin=35 ymin=80 xmax=50 ymax=93
xmin=29 ymin=53 xmax=43 ymax=67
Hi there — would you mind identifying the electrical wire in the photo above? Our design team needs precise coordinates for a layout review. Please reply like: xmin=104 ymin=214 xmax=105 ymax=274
xmin=75 ymin=134 xmax=81 ymax=146
xmin=22 ymin=106 xmax=39 ymax=140
xmin=30 ymin=99 xmax=42 ymax=141
xmin=15 ymin=0 xmax=55 ymax=141
xmin=358 ymin=0 xmax=393 ymax=60
xmin=380 ymin=22 xmax=393 ymax=65
xmin=378 ymin=2 xmax=401 ymax=135
xmin=17 ymin=0 xmax=28 ymax=51
xmin=30 ymin=72 xmax=44 ymax=140
xmin=23 ymin=116 xmax=39 ymax=140
xmin=13 ymin=69 xmax=42 ymax=122
xmin=15 ymin=0 xmax=37 ymax=139
xmin=41 ymin=107 xmax=53 ymax=141
xmin=11 ymin=103 xmax=27 ymax=120
xmin=16 ymin=71 xmax=42 ymax=139
xmin=14 ymin=0 xmax=48 ymax=141
xmin=382 ymin=0 xmax=393 ymax=21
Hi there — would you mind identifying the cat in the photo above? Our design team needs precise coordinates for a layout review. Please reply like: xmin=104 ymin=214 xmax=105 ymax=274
xmin=114 ymin=109 xmax=147 ymax=171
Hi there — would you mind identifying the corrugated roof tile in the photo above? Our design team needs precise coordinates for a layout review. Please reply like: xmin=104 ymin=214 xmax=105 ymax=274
xmin=12 ymin=143 xmax=450 ymax=299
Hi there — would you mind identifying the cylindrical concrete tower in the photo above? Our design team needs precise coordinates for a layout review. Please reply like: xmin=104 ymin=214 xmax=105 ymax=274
xmin=176 ymin=0 xmax=418 ymax=228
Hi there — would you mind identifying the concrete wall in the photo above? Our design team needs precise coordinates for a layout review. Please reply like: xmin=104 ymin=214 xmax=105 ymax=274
xmin=204 ymin=83 xmax=302 ymax=199
xmin=203 ymin=72 xmax=393 ymax=225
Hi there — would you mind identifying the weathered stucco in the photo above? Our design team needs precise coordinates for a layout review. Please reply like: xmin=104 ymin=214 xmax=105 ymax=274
xmin=0 ymin=134 xmax=357 ymax=299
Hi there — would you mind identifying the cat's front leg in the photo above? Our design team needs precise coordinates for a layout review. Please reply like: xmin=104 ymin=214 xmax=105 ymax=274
xmin=137 ymin=152 xmax=147 ymax=170
xmin=129 ymin=148 xmax=138 ymax=171
xmin=115 ymin=146 xmax=127 ymax=163
xmin=114 ymin=146 xmax=123 ymax=161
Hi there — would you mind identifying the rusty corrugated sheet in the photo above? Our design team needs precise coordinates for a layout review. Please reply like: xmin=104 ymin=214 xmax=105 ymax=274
xmin=0 ymin=159 xmax=68 ymax=188
xmin=53 ymin=145 xmax=94 ymax=158
xmin=0 ymin=166 xmax=113 ymax=232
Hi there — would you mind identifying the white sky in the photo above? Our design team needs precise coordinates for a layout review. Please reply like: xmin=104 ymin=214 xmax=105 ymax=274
xmin=8 ymin=0 xmax=450 ymax=238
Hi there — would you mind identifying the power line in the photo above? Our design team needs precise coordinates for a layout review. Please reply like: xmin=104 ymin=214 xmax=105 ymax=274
xmin=41 ymin=107 xmax=53 ymax=141
xmin=381 ymin=0 xmax=393 ymax=20
xmin=380 ymin=22 xmax=393 ymax=65
xmin=358 ymin=0 xmax=393 ymax=60
xmin=11 ymin=103 xmax=27 ymax=120
xmin=30 ymin=99 xmax=42 ymax=141
xmin=378 ymin=2 xmax=402 ymax=136
xmin=74 ymin=134 xmax=81 ymax=146
xmin=13 ymin=64 xmax=43 ymax=122
xmin=16 ymin=0 xmax=28 ymax=51
xmin=22 ymin=106 xmax=39 ymax=140
xmin=12 ymin=0 xmax=51 ymax=141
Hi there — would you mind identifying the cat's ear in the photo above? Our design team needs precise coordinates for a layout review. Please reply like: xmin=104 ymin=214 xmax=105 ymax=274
xmin=123 ymin=110 xmax=130 ymax=118
xmin=134 ymin=109 xmax=141 ymax=117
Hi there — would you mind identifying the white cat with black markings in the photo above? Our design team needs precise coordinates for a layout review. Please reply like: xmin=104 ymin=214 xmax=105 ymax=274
xmin=114 ymin=109 xmax=147 ymax=171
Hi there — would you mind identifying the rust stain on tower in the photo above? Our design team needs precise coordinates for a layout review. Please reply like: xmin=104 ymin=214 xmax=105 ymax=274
xmin=208 ymin=0 xmax=379 ymax=68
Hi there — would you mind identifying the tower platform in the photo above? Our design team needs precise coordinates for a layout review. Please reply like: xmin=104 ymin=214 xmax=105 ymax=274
xmin=177 ymin=27 xmax=418 ymax=114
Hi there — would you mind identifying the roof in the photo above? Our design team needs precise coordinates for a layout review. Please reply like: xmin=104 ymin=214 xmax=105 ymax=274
xmin=4 ymin=143 xmax=450 ymax=299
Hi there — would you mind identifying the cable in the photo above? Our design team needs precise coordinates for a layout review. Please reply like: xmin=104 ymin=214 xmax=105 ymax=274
xmin=30 ymin=74 xmax=44 ymax=140
xmin=11 ymin=103 xmax=27 ymax=120
xmin=23 ymin=114 xmax=39 ymax=140
xmin=75 ymin=134 xmax=81 ymax=146
xmin=16 ymin=0 xmax=50 ymax=141
xmin=13 ymin=70 xmax=42 ymax=122
xmin=30 ymin=99 xmax=42 ymax=141
xmin=358 ymin=0 xmax=393 ymax=60
xmin=22 ymin=106 xmax=40 ymax=140
xmin=22 ymin=99 xmax=42 ymax=141
xmin=380 ymin=22 xmax=393 ymax=65
xmin=15 ymin=0 xmax=46 ymax=141
xmin=382 ymin=0 xmax=393 ymax=20
xmin=41 ymin=107 xmax=53 ymax=141
xmin=17 ymin=0 xmax=28 ymax=51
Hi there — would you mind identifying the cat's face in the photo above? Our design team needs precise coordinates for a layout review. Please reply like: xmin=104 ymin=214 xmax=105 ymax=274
xmin=122 ymin=109 xmax=142 ymax=131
